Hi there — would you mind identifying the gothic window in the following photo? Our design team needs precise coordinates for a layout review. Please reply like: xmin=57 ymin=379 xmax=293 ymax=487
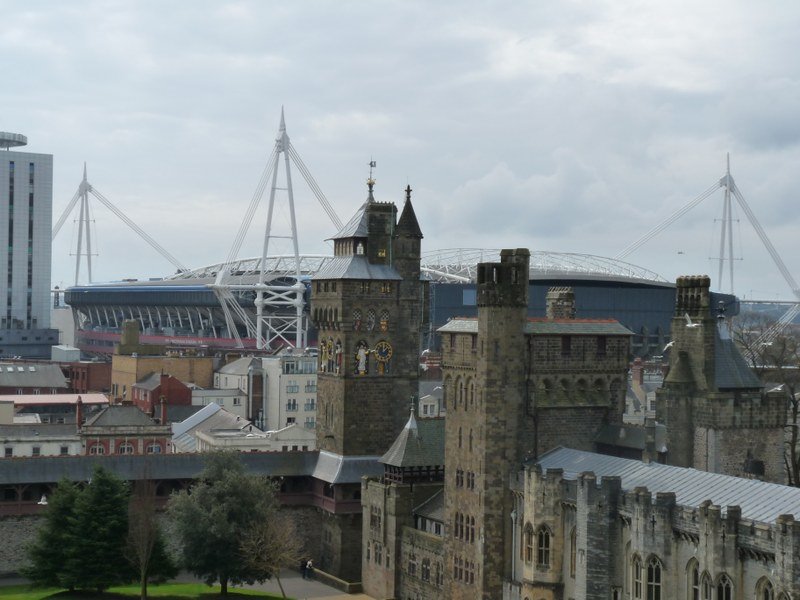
xmin=366 ymin=308 xmax=376 ymax=331
xmin=459 ymin=379 xmax=465 ymax=405
xmin=688 ymin=560 xmax=699 ymax=600
xmin=469 ymin=429 xmax=473 ymax=452
xmin=375 ymin=543 xmax=382 ymax=564
xmin=716 ymin=575 xmax=732 ymax=600
xmin=757 ymin=579 xmax=774 ymax=600
xmin=421 ymin=558 xmax=431 ymax=582
xmin=353 ymin=309 xmax=362 ymax=330
xmin=632 ymin=556 xmax=643 ymax=600
xmin=569 ymin=527 xmax=577 ymax=577
xmin=458 ymin=427 xmax=462 ymax=448
xmin=469 ymin=516 xmax=475 ymax=542
xmin=408 ymin=553 xmax=417 ymax=576
xmin=536 ymin=527 xmax=551 ymax=567
xmin=366 ymin=542 xmax=370 ymax=561
xmin=646 ymin=556 xmax=662 ymax=600
xmin=523 ymin=523 xmax=534 ymax=563
xmin=701 ymin=572 xmax=712 ymax=600
xmin=469 ymin=380 xmax=475 ymax=405
xmin=379 ymin=309 xmax=389 ymax=331
xmin=435 ymin=562 xmax=443 ymax=586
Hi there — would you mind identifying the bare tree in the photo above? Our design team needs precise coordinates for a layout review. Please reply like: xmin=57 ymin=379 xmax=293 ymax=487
xmin=733 ymin=311 xmax=800 ymax=485
xmin=126 ymin=479 xmax=176 ymax=600
xmin=239 ymin=513 xmax=304 ymax=598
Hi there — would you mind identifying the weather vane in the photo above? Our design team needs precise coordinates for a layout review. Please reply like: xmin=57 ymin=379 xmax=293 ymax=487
xmin=368 ymin=159 xmax=376 ymax=182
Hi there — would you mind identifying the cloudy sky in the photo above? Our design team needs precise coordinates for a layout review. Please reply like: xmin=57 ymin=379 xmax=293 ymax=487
xmin=5 ymin=1 xmax=800 ymax=300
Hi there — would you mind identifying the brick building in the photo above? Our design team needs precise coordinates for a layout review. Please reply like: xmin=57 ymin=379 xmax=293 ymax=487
xmin=132 ymin=372 xmax=192 ymax=417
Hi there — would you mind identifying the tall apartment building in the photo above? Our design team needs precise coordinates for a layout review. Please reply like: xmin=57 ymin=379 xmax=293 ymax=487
xmin=0 ymin=132 xmax=58 ymax=358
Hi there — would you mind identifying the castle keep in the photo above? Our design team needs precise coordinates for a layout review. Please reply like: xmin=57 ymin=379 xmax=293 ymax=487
xmin=361 ymin=249 xmax=800 ymax=600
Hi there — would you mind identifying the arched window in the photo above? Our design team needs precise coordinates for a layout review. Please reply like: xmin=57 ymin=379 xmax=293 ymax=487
xmin=379 ymin=309 xmax=389 ymax=331
xmin=569 ymin=527 xmax=577 ymax=577
xmin=352 ymin=308 xmax=362 ymax=331
xmin=421 ymin=558 xmax=431 ymax=582
xmin=523 ymin=523 xmax=534 ymax=563
xmin=366 ymin=308 xmax=376 ymax=331
xmin=469 ymin=380 xmax=475 ymax=405
xmin=458 ymin=427 xmax=462 ymax=448
xmin=88 ymin=443 xmax=105 ymax=455
xmin=117 ymin=442 xmax=134 ymax=455
xmin=146 ymin=443 xmax=162 ymax=454
xmin=646 ymin=556 xmax=662 ymax=600
xmin=701 ymin=572 xmax=712 ymax=600
xmin=459 ymin=379 xmax=465 ymax=405
xmin=632 ymin=556 xmax=643 ymax=600
xmin=536 ymin=527 xmax=551 ymax=567
xmin=757 ymin=578 xmax=775 ymax=600
xmin=687 ymin=560 xmax=699 ymax=600
xmin=716 ymin=575 xmax=732 ymax=600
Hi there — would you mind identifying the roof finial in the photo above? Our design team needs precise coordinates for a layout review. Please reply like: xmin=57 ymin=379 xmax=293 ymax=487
xmin=367 ymin=159 xmax=377 ymax=200
xmin=405 ymin=184 xmax=412 ymax=202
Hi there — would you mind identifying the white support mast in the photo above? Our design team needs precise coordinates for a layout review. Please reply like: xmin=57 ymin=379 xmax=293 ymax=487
xmin=212 ymin=109 xmax=343 ymax=350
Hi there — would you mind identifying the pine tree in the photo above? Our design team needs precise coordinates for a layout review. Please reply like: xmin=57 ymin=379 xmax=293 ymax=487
xmin=67 ymin=466 xmax=133 ymax=591
xmin=23 ymin=479 xmax=80 ymax=590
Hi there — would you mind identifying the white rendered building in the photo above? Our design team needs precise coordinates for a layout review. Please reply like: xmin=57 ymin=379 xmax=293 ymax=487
xmin=0 ymin=133 xmax=58 ymax=358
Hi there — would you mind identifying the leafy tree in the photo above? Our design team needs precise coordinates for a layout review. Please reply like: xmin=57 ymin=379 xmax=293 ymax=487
xmin=240 ymin=513 xmax=303 ymax=598
xmin=23 ymin=479 xmax=80 ymax=590
xmin=168 ymin=451 xmax=280 ymax=595
xmin=67 ymin=466 xmax=133 ymax=591
xmin=126 ymin=479 xmax=178 ymax=600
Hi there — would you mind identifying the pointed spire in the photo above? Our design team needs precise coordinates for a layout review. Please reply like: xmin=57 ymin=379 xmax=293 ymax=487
xmin=83 ymin=162 xmax=87 ymax=181
xmin=280 ymin=105 xmax=286 ymax=132
xmin=405 ymin=403 xmax=418 ymax=434
xmin=397 ymin=184 xmax=423 ymax=238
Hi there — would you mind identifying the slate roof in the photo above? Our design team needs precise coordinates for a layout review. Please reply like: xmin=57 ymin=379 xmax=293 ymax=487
xmin=134 ymin=372 xmax=162 ymax=391
xmin=313 ymin=255 xmax=403 ymax=281
xmin=0 ymin=423 xmax=78 ymax=439
xmin=0 ymin=363 xmax=68 ymax=388
xmin=537 ymin=447 xmax=800 ymax=523
xmin=397 ymin=198 xmax=423 ymax=239
xmin=329 ymin=200 xmax=370 ymax=240
xmin=83 ymin=405 xmax=157 ymax=427
xmin=438 ymin=317 xmax=632 ymax=336
xmin=414 ymin=489 xmax=444 ymax=522
xmin=715 ymin=323 xmax=762 ymax=389
xmin=380 ymin=412 xmax=445 ymax=468
xmin=312 ymin=450 xmax=383 ymax=484
xmin=165 ymin=404 xmax=203 ymax=423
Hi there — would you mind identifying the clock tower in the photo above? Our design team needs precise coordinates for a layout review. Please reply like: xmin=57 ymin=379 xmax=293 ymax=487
xmin=310 ymin=179 xmax=424 ymax=579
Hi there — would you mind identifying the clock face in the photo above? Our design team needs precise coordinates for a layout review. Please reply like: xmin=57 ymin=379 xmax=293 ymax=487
xmin=375 ymin=341 xmax=393 ymax=362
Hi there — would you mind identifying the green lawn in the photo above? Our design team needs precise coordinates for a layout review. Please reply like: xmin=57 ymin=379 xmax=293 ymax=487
xmin=0 ymin=583 xmax=289 ymax=600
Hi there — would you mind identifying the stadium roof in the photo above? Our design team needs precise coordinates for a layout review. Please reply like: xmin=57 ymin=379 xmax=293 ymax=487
xmin=153 ymin=249 xmax=668 ymax=286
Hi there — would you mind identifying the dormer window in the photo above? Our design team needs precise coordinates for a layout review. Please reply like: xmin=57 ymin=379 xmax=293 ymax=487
xmin=356 ymin=242 xmax=365 ymax=255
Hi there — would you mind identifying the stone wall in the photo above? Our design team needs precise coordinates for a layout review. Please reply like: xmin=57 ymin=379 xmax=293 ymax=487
xmin=0 ymin=515 xmax=41 ymax=575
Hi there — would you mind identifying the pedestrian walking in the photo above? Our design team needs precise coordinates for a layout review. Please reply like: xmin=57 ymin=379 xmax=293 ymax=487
xmin=300 ymin=558 xmax=307 ymax=579
xmin=306 ymin=559 xmax=314 ymax=580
